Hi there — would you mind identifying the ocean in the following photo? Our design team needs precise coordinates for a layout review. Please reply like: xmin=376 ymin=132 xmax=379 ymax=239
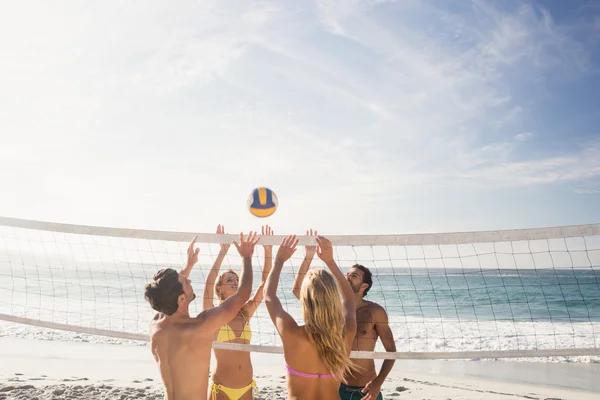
xmin=1 ymin=255 xmax=599 ymax=360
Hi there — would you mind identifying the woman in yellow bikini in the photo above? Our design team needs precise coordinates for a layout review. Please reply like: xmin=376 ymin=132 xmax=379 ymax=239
xmin=202 ymin=224 xmax=273 ymax=400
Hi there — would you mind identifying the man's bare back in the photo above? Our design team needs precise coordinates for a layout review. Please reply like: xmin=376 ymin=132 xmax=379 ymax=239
xmin=143 ymin=233 xmax=260 ymax=400
xmin=150 ymin=314 xmax=213 ymax=400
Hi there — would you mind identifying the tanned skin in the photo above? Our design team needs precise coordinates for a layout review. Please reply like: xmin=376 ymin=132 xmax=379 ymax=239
xmin=148 ymin=232 xmax=259 ymax=400
xmin=344 ymin=266 xmax=396 ymax=400
xmin=292 ymin=231 xmax=396 ymax=400
xmin=202 ymin=225 xmax=274 ymax=399
xmin=266 ymin=235 xmax=357 ymax=400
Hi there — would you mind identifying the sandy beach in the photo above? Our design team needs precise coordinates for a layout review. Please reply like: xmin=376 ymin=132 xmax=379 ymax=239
xmin=1 ymin=332 xmax=599 ymax=400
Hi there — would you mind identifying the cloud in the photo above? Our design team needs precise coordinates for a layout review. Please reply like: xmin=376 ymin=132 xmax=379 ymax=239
xmin=513 ymin=132 xmax=533 ymax=142
xmin=0 ymin=0 xmax=598 ymax=233
xmin=455 ymin=139 xmax=600 ymax=186
xmin=573 ymin=189 xmax=600 ymax=194
xmin=470 ymin=1 xmax=590 ymax=73
xmin=305 ymin=0 xmax=599 ymax=186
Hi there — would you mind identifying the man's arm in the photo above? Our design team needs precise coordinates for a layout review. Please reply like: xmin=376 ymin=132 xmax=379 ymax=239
xmin=244 ymin=225 xmax=273 ymax=318
xmin=264 ymin=235 xmax=299 ymax=337
xmin=362 ymin=306 xmax=397 ymax=400
xmin=291 ymin=229 xmax=317 ymax=300
xmin=316 ymin=236 xmax=357 ymax=340
xmin=180 ymin=236 xmax=199 ymax=278
xmin=196 ymin=232 xmax=258 ymax=332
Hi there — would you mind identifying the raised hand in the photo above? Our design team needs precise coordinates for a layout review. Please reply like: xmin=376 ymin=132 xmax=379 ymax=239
xmin=233 ymin=231 xmax=260 ymax=258
xmin=316 ymin=236 xmax=335 ymax=265
xmin=187 ymin=235 xmax=200 ymax=267
xmin=262 ymin=225 xmax=273 ymax=252
xmin=216 ymin=224 xmax=230 ymax=253
xmin=275 ymin=235 xmax=299 ymax=264
xmin=304 ymin=229 xmax=317 ymax=257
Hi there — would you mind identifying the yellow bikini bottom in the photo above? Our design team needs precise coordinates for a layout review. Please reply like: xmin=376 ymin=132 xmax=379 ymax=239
xmin=210 ymin=379 xmax=257 ymax=400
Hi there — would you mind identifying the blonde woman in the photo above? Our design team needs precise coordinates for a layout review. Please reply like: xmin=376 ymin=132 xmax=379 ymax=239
xmin=264 ymin=235 xmax=357 ymax=400
xmin=202 ymin=224 xmax=274 ymax=400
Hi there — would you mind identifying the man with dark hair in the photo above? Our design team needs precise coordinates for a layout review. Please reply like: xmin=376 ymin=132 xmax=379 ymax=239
xmin=350 ymin=264 xmax=373 ymax=296
xmin=144 ymin=268 xmax=192 ymax=316
xmin=342 ymin=264 xmax=395 ymax=400
xmin=291 ymin=230 xmax=396 ymax=400
xmin=144 ymin=232 xmax=260 ymax=400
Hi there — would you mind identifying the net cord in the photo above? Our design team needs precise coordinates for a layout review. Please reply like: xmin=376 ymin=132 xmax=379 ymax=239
xmin=1 ymin=216 xmax=599 ymax=246
xmin=1 ymin=313 xmax=599 ymax=359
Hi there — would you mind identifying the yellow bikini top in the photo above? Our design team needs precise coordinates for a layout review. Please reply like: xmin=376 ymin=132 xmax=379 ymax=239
xmin=217 ymin=322 xmax=252 ymax=342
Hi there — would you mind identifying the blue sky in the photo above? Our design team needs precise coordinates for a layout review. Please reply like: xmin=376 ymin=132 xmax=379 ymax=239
xmin=0 ymin=0 xmax=599 ymax=236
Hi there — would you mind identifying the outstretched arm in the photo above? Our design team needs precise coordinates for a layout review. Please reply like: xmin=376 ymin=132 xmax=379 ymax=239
xmin=264 ymin=235 xmax=300 ymax=337
xmin=245 ymin=225 xmax=273 ymax=318
xmin=180 ymin=236 xmax=199 ymax=278
xmin=362 ymin=307 xmax=396 ymax=400
xmin=291 ymin=229 xmax=317 ymax=300
xmin=196 ymin=232 xmax=259 ymax=332
xmin=201 ymin=225 xmax=230 ymax=311
xmin=316 ymin=236 xmax=357 ymax=340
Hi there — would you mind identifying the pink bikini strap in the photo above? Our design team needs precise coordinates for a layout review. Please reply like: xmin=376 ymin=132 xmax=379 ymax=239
xmin=285 ymin=362 xmax=334 ymax=379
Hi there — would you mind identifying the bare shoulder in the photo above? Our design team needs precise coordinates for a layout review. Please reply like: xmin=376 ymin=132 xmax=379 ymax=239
xmin=365 ymin=301 xmax=389 ymax=320
xmin=194 ymin=309 xmax=212 ymax=325
xmin=358 ymin=301 xmax=384 ymax=312
xmin=149 ymin=313 xmax=164 ymax=334
xmin=149 ymin=318 xmax=167 ymax=354
xmin=190 ymin=311 xmax=221 ymax=338
xmin=291 ymin=324 xmax=311 ymax=342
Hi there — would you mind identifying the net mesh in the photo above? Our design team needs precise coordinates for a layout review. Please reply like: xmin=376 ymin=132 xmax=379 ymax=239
xmin=1 ymin=216 xmax=599 ymax=359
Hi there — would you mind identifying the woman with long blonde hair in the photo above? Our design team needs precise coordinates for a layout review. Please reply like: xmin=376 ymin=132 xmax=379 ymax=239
xmin=202 ymin=224 xmax=273 ymax=400
xmin=264 ymin=234 xmax=357 ymax=399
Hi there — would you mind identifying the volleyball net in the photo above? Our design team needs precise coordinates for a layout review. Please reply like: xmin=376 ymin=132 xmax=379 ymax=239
xmin=0 ymin=216 xmax=599 ymax=360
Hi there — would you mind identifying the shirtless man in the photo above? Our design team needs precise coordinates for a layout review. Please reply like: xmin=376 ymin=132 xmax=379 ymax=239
xmin=340 ymin=264 xmax=396 ymax=400
xmin=143 ymin=232 xmax=260 ymax=400
xmin=292 ymin=230 xmax=396 ymax=400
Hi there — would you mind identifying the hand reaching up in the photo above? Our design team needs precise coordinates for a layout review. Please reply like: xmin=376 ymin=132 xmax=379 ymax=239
xmin=233 ymin=232 xmax=260 ymax=258
xmin=216 ymin=224 xmax=230 ymax=254
xmin=186 ymin=236 xmax=200 ymax=266
xmin=262 ymin=225 xmax=274 ymax=252
xmin=316 ymin=236 xmax=335 ymax=265
xmin=275 ymin=235 xmax=299 ymax=264
xmin=304 ymin=229 xmax=318 ymax=257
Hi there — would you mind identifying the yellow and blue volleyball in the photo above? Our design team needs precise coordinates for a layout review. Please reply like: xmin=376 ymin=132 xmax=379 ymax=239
xmin=247 ymin=187 xmax=278 ymax=218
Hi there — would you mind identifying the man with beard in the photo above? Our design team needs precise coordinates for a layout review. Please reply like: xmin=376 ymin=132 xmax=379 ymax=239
xmin=341 ymin=264 xmax=396 ymax=400
xmin=143 ymin=232 xmax=259 ymax=400
xmin=292 ymin=231 xmax=396 ymax=400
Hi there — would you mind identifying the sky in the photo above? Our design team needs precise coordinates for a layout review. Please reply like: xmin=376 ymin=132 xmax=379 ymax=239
xmin=0 ymin=0 xmax=599 ymax=237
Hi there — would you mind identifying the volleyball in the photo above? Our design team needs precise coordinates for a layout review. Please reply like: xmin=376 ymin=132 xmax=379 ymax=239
xmin=247 ymin=187 xmax=278 ymax=218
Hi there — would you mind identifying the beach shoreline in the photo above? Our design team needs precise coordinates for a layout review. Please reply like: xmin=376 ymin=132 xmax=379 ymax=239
xmin=1 ymin=336 xmax=599 ymax=399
